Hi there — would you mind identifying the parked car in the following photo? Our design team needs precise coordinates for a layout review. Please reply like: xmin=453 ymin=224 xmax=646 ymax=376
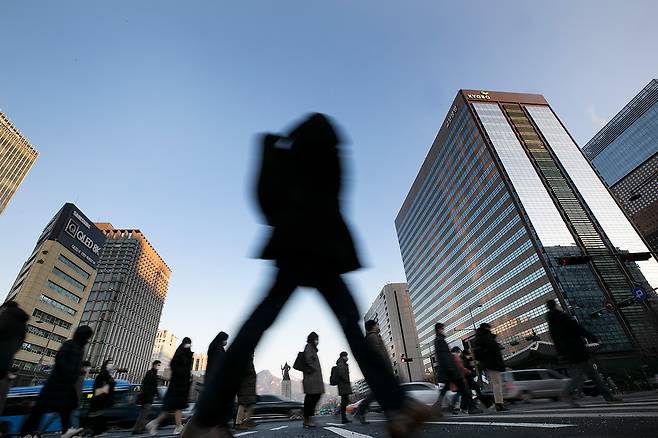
xmin=250 ymin=394 xmax=304 ymax=420
xmin=501 ymin=369 xmax=571 ymax=401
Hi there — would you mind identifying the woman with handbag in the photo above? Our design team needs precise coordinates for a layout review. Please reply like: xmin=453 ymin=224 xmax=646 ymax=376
xmin=301 ymin=332 xmax=324 ymax=428
xmin=89 ymin=358 xmax=116 ymax=435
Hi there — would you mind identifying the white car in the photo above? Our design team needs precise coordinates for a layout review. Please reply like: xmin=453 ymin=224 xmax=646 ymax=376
xmin=400 ymin=382 xmax=440 ymax=405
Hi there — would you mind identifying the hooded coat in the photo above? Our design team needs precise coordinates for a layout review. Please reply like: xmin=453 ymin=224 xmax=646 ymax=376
xmin=163 ymin=338 xmax=193 ymax=411
xmin=0 ymin=302 xmax=28 ymax=379
xmin=237 ymin=357 xmax=257 ymax=405
xmin=365 ymin=330 xmax=394 ymax=376
xmin=547 ymin=308 xmax=597 ymax=363
xmin=302 ymin=343 xmax=324 ymax=395
xmin=207 ymin=331 xmax=228 ymax=375
xmin=258 ymin=113 xmax=361 ymax=281
xmin=137 ymin=367 xmax=159 ymax=405
xmin=473 ymin=327 xmax=505 ymax=372
xmin=434 ymin=333 xmax=461 ymax=383
xmin=37 ymin=325 xmax=93 ymax=411
xmin=335 ymin=357 xmax=352 ymax=396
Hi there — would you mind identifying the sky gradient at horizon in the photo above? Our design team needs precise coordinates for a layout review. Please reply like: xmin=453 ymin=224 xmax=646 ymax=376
xmin=1 ymin=1 xmax=658 ymax=382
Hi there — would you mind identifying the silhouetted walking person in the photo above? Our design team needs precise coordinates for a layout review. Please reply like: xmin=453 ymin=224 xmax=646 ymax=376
xmin=0 ymin=301 xmax=28 ymax=417
xmin=234 ymin=354 xmax=257 ymax=430
xmin=545 ymin=300 xmax=620 ymax=405
xmin=89 ymin=359 xmax=116 ymax=435
xmin=147 ymin=337 xmax=193 ymax=435
xmin=183 ymin=114 xmax=426 ymax=438
xmin=334 ymin=351 xmax=352 ymax=424
xmin=133 ymin=360 xmax=161 ymax=434
xmin=20 ymin=325 xmax=93 ymax=436
xmin=473 ymin=323 xmax=508 ymax=411
xmin=300 ymin=332 xmax=324 ymax=428
xmin=207 ymin=331 xmax=229 ymax=375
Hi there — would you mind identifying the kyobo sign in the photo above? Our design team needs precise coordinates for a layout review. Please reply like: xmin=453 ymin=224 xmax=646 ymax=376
xmin=466 ymin=91 xmax=491 ymax=100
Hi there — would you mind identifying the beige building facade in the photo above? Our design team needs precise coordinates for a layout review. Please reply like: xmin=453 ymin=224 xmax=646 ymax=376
xmin=0 ymin=111 xmax=39 ymax=215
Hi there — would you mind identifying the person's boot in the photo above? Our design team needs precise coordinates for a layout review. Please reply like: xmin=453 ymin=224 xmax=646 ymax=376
xmin=354 ymin=410 xmax=369 ymax=424
xmin=495 ymin=403 xmax=510 ymax=412
xmin=387 ymin=398 xmax=433 ymax=437
xmin=181 ymin=416 xmax=234 ymax=438
xmin=303 ymin=417 xmax=316 ymax=428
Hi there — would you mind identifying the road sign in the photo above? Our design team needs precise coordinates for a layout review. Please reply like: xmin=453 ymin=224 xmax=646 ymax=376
xmin=633 ymin=286 xmax=648 ymax=302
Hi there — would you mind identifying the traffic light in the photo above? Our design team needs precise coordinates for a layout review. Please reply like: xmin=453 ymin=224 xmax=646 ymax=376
xmin=400 ymin=354 xmax=413 ymax=363
xmin=556 ymin=255 xmax=591 ymax=266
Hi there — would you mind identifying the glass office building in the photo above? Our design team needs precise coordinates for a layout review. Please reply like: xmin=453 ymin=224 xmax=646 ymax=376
xmin=584 ymin=79 xmax=658 ymax=257
xmin=396 ymin=90 xmax=658 ymax=375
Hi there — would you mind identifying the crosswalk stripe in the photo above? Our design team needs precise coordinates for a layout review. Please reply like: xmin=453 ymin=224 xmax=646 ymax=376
xmin=325 ymin=426 xmax=374 ymax=437
xmin=270 ymin=425 xmax=289 ymax=430
xmin=467 ymin=412 xmax=658 ymax=419
xmin=425 ymin=421 xmax=575 ymax=428
xmin=234 ymin=432 xmax=259 ymax=437
xmin=520 ymin=405 xmax=658 ymax=414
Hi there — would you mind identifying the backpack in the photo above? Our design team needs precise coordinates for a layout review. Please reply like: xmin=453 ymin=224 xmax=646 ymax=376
xmin=256 ymin=134 xmax=295 ymax=226
xmin=329 ymin=366 xmax=339 ymax=386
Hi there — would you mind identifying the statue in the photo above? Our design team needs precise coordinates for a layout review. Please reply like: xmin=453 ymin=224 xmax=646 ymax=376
xmin=281 ymin=362 xmax=292 ymax=399
xmin=281 ymin=362 xmax=291 ymax=381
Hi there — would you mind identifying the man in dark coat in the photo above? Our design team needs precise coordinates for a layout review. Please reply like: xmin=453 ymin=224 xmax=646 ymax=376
xmin=235 ymin=355 xmax=257 ymax=430
xmin=207 ymin=331 xmax=229 ymax=375
xmin=20 ymin=325 xmax=93 ymax=435
xmin=335 ymin=352 xmax=352 ymax=424
xmin=433 ymin=323 xmax=481 ymax=415
xmin=473 ymin=323 xmax=508 ymax=411
xmin=184 ymin=114 xmax=424 ymax=438
xmin=545 ymin=300 xmax=620 ymax=404
xmin=132 ymin=360 xmax=161 ymax=434
xmin=0 ymin=301 xmax=28 ymax=416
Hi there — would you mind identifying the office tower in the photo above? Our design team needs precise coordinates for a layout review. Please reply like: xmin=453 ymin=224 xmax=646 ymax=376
xmin=364 ymin=283 xmax=425 ymax=382
xmin=192 ymin=352 xmax=208 ymax=375
xmin=0 ymin=112 xmax=39 ymax=214
xmin=5 ymin=203 xmax=105 ymax=380
xmin=81 ymin=224 xmax=171 ymax=382
xmin=396 ymin=89 xmax=658 ymax=376
xmin=584 ymin=79 xmax=658 ymax=257
xmin=151 ymin=328 xmax=179 ymax=367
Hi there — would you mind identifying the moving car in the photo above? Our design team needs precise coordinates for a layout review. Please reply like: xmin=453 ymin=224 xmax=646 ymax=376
xmin=250 ymin=395 xmax=304 ymax=420
xmin=501 ymin=369 xmax=571 ymax=401
xmin=400 ymin=382 xmax=440 ymax=405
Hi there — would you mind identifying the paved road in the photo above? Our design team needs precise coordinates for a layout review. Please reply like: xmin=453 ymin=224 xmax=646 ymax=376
xmin=100 ymin=392 xmax=658 ymax=438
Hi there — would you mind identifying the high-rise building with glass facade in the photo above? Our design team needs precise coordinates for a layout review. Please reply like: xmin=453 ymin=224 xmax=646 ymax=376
xmin=584 ymin=79 xmax=658 ymax=257
xmin=81 ymin=223 xmax=171 ymax=382
xmin=396 ymin=89 xmax=658 ymax=376
xmin=0 ymin=111 xmax=39 ymax=215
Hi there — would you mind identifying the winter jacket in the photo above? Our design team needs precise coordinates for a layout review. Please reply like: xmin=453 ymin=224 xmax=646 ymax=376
xmin=335 ymin=357 xmax=352 ymax=396
xmin=237 ymin=358 xmax=257 ymax=405
xmin=258 ymin=114 xmax=361 ymax=281
xmin=137 ymin=368 xmax=159 ymax=405
xmin=0 ymin=303 xmax=28 ymax=379
xmin=473 ymin=327 xmax=505 ymax=372
xmin=163 ymin=345 xmax=193 ymax=411
xmin=453 ymin=354 xmax=470 ymax=376
xmin=90 ymin=369 xmax=115 ymax=412
xmin=36 ymin=326 xmax=92 ymax=411
xmin=207 ymin=332 xmax=228 ymax=374
xmin=434 ymin=333 xmax=461 ymax=383
xmin=547 ymin=308 xmax=597 ymax=363
xmin=302 ymin=343 xmax=324 ymax=395
xmin=365 ymin=330 xmax=394 ymax=375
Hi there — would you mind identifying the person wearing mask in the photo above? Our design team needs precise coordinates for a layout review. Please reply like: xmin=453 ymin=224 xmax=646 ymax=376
xmin=545 ymin=299 xmax=621 ymax=405
xmin=335 ymin=351 xmax=352 ymax=424
xmin=459 ymin=347 xmax=490 ymax=408
xmin=433 ymin=323 xmax=481 ymax=415
xmin=473 ymin=323 xmax=508 ymax=411
xmin=354 ymin=320 xmax=395 ymax=424
xmin=20 ymin=325 xmax=94 ymax=437
xmin=207 ymin=331 xmax=229 ymax=376
xmin=89 ymin=359 xmax=116 ymax=435
xmin=132 ymin=360 xmax=161 ymax=434
xmin=0 ymin=301 xmax=28 ymax=420
xmin=147 ymin=337 xmax=193 ymax=435
xmin=234 ymin=354 xmax=257 ymax=430
xmin=302 ymin=332 xmax=324 ymax=428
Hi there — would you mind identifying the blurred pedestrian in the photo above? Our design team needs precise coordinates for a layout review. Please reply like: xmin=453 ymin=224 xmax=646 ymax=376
xmin=147 ymin=337 xmax=193 ymax=435
xmin=132 ymin=360 xmax=161 ymax=434
xmin=545 ymin=300 xmax=621 ymax=405
xmin=334 ymin=351 xmax=352 ymax=424
xmin=433 ymin=324 xmax=481 ymax=415
xmin=68 ymin=360 xmax=91 ymax=434
xmin=449 ymin=346 xmax=482 ymax=413
xmin=354 ymin=320 xmax=395 ymax=425
xmin=473 ymin=323 xmax=508 ymax=411
xmin=0 ymin=301 xmax=28 ymax=418
xmin=88 ymin=359 xmax=116 ymax=435
xmin=234 ymin=354 xmax=257 ymax=430
xmin=20 ymin=325 xmax=93 ymax=436
xmin=207 ymin=331 xmax=229 ymax=375
xmin=460 ymin=346 xmax=490 ymax=408
xmin=184 ymin=114 xmax=425 ymax=438
xmin=301 ymin=332 xmax=324 ymax=428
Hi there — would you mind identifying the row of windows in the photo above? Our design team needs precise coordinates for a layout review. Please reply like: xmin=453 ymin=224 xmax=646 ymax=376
xmin=57 ymin=254 xmax=91 ymax=279
xmin=47 ymin=280 xmax=81 ymax=304
xmin=39 ymin=294 xmax=76 ymax=316
xmin=52 ymin=267 xmax=86 ymax=292
xmin=32 ymin=309 xmax=72 ymax=329
xmin=26 ymin=324 xmax=67 ymax=344
xmin=21 ymin=342 xmax=57 ymax=358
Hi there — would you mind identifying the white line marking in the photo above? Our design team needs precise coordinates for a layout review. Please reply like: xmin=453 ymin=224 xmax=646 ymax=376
xmin=324 ymin=426 xmax=374 ymax=437
xmin=234 ymin=432 xmax=259 ymax=437
xmin=325 ymin=422 xmax=347 ymax=426
xmin=455 ymin=412 xmax=658 ymax=419
xmin=425 ymin=421 xmax=575 ymax=428
xmin=520 ymin=405 xmax=658 ymax=413
xmin=270 ymin=425 xmax=289 ymax=430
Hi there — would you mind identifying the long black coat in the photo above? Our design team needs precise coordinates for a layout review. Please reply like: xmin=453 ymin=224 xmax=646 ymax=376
xmin=237 ymin=358 xmax=257 ymax=405
xmin=207 ymin=333 xmax=227 ymax=375
xmin=137 ymin=368 xmax=159 ymax=405
xmin=36 ymin=326 xmax=91 ymax=411
xmin=90 ymin=369 xmax=115 ymax=412
xmin=163 ymin=346 xmax=192 ymax=411
xmin=258 ymin=114 xmax=361 ymax=281
xmin=547 ymin=309 xmax=597 ymax=363
xmin=473 ymin=328 xmax=505 ymax=372
xmin=0 ymin=303 xmax=28 ymax=379
xmin=434 ymin=334 xmax=461 ymax=383
xmin=335 ymin=357 xmax=352 ymax=396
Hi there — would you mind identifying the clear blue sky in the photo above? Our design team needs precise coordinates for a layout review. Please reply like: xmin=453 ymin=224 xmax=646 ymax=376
xmin=1 ymin=1 xmax=657 ymax=381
